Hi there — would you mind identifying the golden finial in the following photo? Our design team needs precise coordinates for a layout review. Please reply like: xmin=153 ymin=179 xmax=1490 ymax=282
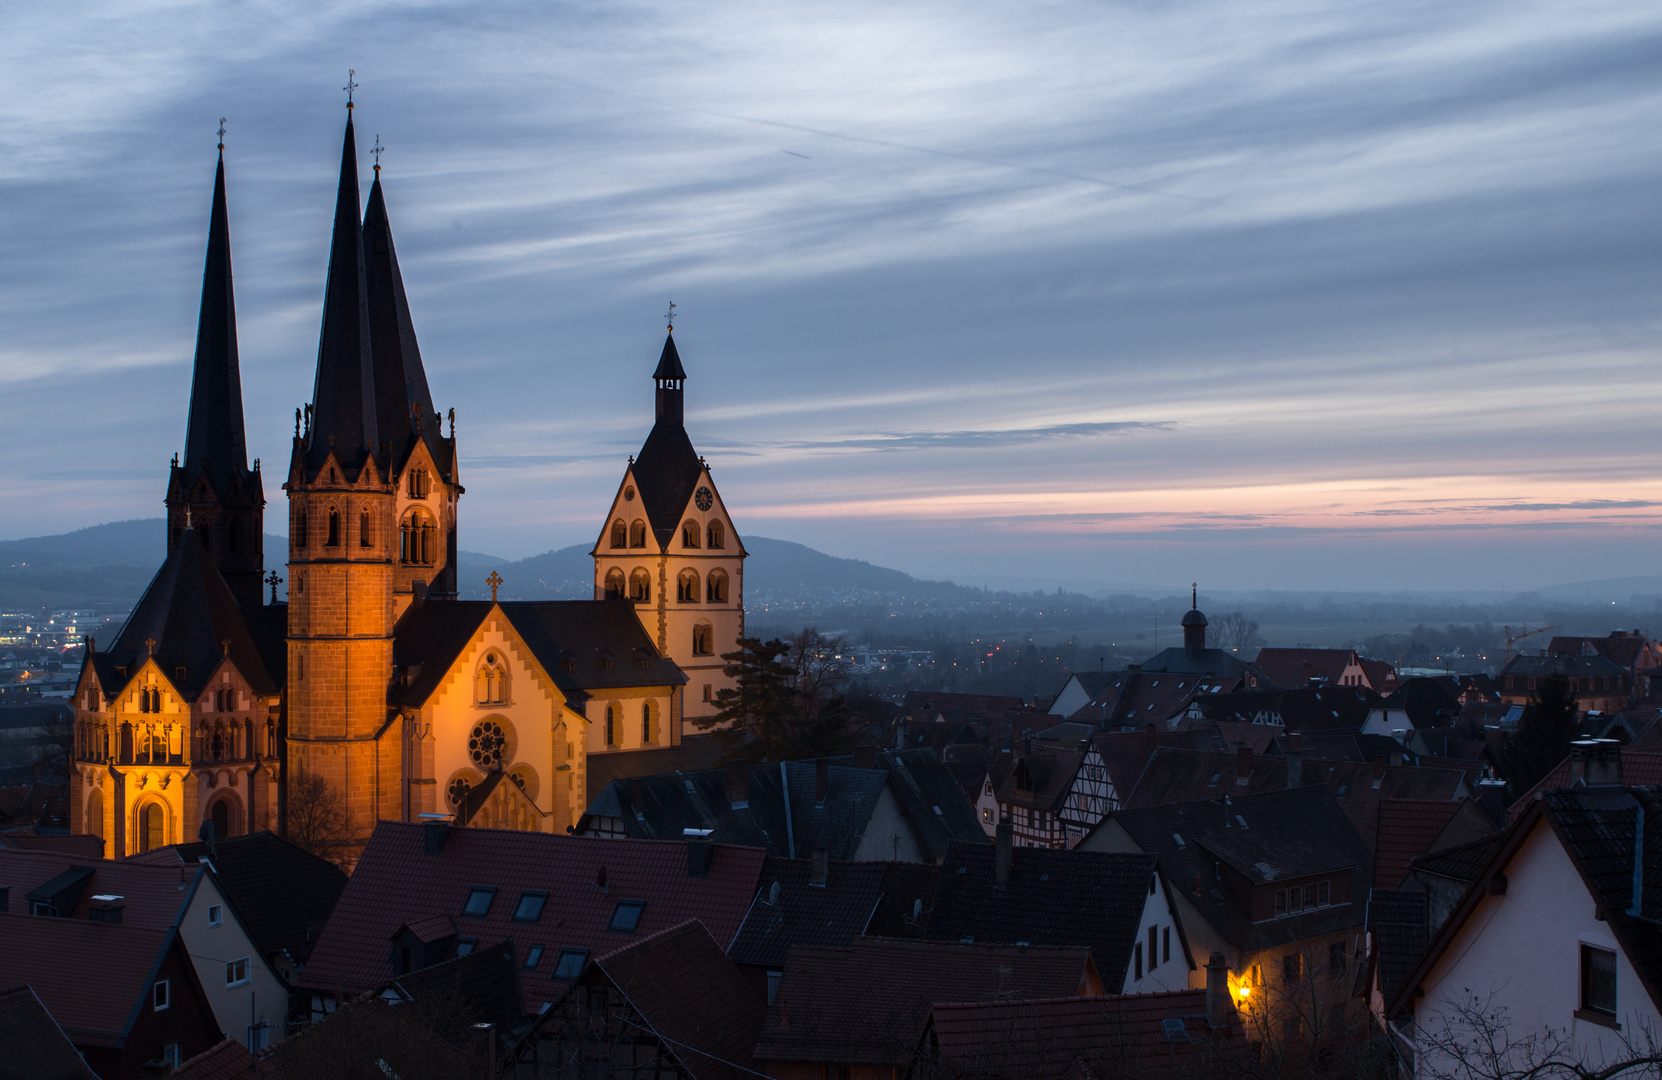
xmin=217 ymin=117 xmax=226 ymax=152
xmin=343 ymin=69 xmax=358 ymax=110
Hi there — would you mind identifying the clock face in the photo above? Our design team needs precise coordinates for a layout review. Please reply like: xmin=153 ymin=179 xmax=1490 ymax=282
xmin=695 ymin=486 xmax=714 ymax=511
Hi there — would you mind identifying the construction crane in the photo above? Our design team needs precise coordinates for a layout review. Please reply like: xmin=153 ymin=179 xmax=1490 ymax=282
xmin=1504 ymin=624 xmax=1554 ymax=661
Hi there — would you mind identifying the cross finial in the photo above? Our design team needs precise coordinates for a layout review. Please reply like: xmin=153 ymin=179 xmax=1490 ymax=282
xmin=217 ymin=117 xmax=226 ymax=151
xmin=372 ymin=134 xmax=383 ymax=174
xmin=145 ymin=637 xmax=157 ymax=657
xmin=665 ymin=301 xmax=676 ymax=331
xmin=487 ymin=571 xmax=503 ymax=602
xmin=344 ymin=69 xmax=358 ymax=109
xmin=184 ymin=505 xmax=192 ymax=529
xmin=266 ymin=571 xmax=284 ymax=604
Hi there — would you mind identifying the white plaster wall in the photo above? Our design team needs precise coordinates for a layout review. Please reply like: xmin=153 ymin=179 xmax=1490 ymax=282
xmin=1049 ymin=677 xmax=1094 ymax=719
xmin=1121 ymin=877 xmax=1194 ymax=994
xmin=180 ymin=874 xmax=287 ymax=1045
xmin=852 ymin=785 xmax=926 ymax=863
xmin=1414 ymin=820 xmax=1662 ymax=1077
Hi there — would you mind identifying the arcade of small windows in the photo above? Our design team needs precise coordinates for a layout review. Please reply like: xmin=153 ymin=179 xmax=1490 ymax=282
xmin=359 ymin=508 xmax=371 ymax=548
xmin=604 ymin=568 xmax=626 ymax=600
xmin=682 ymin=520 xmax=701 ymax=548
xmin=707 ymin=521 xmax=724 ymax=549
xmin=677 ymin=570 xmax=700 ymax=604
xmin=707 ymin=569 xmax=729 ymax=604
xmin=407 ymin=469 xmax=429 ymax=499
xmin=325 ymin=507 xmax=340 ymax=547
xmin=476 ymin=653 xmax=508 ymax=705
xmin=138 ymin=687 xmax=163 ymax=713
xmin=401 ymin=509 xmax=437 ymax=566
xmin=692 ymin=622 xmax=714 ymax=656
xmin=629 ymin=569 xmax=651 ymax=603
xmin=629 ymin=521 xmax=647 ymax=548
xmin=610 ymin=520 xmax=626 ymax=548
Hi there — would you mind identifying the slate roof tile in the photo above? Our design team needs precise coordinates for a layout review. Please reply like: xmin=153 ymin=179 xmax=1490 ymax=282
xmin=0 ymin=912 xmax=174 ymax=1047
xmin=1364 ymin=888 xmax=1428 ymax=1003
xmin=1373 ymin=799 xmax=1467 ymax=890
xmin=0 ymin=984 xmax=100 ymax=1080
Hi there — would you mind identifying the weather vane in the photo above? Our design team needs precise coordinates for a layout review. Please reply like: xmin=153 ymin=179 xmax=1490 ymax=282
xmin=217 ymin=117 xmax=226 ymax=150
xmin=372 ymin=134 xmax=384 ymax=173
xmin=344 ymin=69 xmax=358 ymax=109
xmin=665 ymin=301 xmax=676 ymax=331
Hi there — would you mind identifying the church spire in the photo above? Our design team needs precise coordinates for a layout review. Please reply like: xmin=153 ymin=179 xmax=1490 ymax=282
xmin=363 ymin=155 xmax=441 ymax=472
xmin=181 ymin=138 xmax=247 ymax=491
xmin=305 ymin=112 xmax=376 ymax=474
xmin=652 ymin=330 xmax=686 ymax=427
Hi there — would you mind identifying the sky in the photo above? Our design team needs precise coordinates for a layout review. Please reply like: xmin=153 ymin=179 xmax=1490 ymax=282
xmin=0 ymin=1 xmax=1658 ymax=592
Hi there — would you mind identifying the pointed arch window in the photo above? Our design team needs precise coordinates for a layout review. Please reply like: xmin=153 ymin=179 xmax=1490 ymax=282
xmin=476 ymin=652 xmax=509 ymax=705
xmin=226 ymin=517 xmax=239 ymax=555
xmin=629 ymin=521 xmax=647 ymax=548
xmin=707 ymin=521 xmax=725 ymax=549
xmin=629 ymin=569 xmax=651 ymax=603
xmin=360 ymin=507 xmax=372 ymax=548
xmin=677 ymin=569 xmax=700 ymax=604
xmin=692 ymin=622 xmax=714 ymax=657
xmin=605 ymin=703 xmax=619 ymax=747
xmin=610 ymin=520 xmax=627 ymax=549
xmin=603 ymin=568 xmax=626 ymax=600
xmin=140 ymin=802 xmax=165 ymax=853
xmin=401 ymin=508 xmax=436 ymax=566
xmin=325 ymin=507 xmax=340 ymax=547
xmin=642 ymin=701 xmax=656 ymax=744
xmin=707 ymin=568 xmax=729 ymax=604
xmin=682 ymin=520 xmax=701 ymax=548
xmin=295 ymin=512 xmax=308 ymax=549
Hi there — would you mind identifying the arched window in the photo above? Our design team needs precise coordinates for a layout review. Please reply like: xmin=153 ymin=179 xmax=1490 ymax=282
xmin=476 ymin=652 xmax=508 ymax=705
xmin=610 ymin=520 xmax=627 ymax=548
xmin=707 ymin=521 xmax=725 ymax=549
xmin=360 ymin=507 xmax=372 ymax=548
xmin=642 ymin=701 xmax=655 ymax=744
xmin=211 ymin=798 xmax=230 ymax=840
xmin=468 ymin=718 xmax=509 ymax=770
xmin=707 ymin=568 xmax=729 ymax=604
xmin=605 ymin=703 xmax=618 ymax=747
xmin=629 ymin=569 xmax=651 ymax=603
xmin=682 ymin=520 xmax=701 ymax=548
xmin=400 ymin=509 xmax=436 ymax=565
xmin=227 ymin=517 xmax=239 ymax=555
xmin=295 ymin=512 xmax=308 ymax=548
xmin=629 ymin=521 xmax=647 ymax=548
xmin=692 ymin=622 xmax=714 ymax=656
xmin=677 ymin=569 xmax=700 ymax=604
xmin=325 ymin=507 xmax=340 ymax=547
xmin=604 ymin=568 xmax=626 ymax=600
xmin=86 ymin=788 xmax=103 ymax=840
xmin=140 ymin=802 xmax=164 ymax=853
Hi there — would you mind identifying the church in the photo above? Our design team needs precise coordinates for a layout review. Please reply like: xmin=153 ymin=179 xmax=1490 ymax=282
xmin=68 ymin=104 xmax=746 ymax=860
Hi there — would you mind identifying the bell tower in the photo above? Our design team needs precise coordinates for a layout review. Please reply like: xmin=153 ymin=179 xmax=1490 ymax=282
xmin=165 ymin=131 xmax=265 ymax=606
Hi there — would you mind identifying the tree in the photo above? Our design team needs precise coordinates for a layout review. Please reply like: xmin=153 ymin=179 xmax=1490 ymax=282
xmin=1215 ymin=612 xmax=1266 ymax=654
xmin=1500 ymin=673 xmax=1579 ymax=798
xmin=1417 ymin=988 xmax=1662 ymax=1080
xmin=693 ymin=635 xmax=856 ymax=762
xmin=783 ymin=626 xmax=851 ymax=718
xmin=286 ymin=769 xmax=350 ymax=865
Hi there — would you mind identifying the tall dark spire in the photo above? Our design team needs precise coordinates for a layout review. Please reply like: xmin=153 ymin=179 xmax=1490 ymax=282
xmin=181 ymin=146 xmax=248 ymax=489
xmin=363 ymin=168 xmax=441 ymax=471
xmin=633 ymin=329 xmax=702 ymax=544
xmin=653 ymin=331 xmax=686 ymax=427
xmin=305 ymin=114 xmax=376 ymax=474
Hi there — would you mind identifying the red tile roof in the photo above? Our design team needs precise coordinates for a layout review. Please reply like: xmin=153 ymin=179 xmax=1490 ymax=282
xmin=0 ymin=984 xmax=100 ymax=1080
xmin=1372 ymin=799 xmax=1465 ymax=889
xmin=0 ymin=832 xmax=106 ymax=859
xmin=1508 ymin=750 xmax=1662 ymax=818
xmin=0 ymin=850 xmax=199 ymax=927
xmin=925 ymin=991 xmax=1247 ymax=1077
xmin=171 ymin=1037 xmax=265 ymax=1080
xmin=1253 ymin=648 xmax=1363 ymax=689
xmin=0 ymin=912 xmax=173 ymax=1047
xmin=298 ymin=822 xmax=766 ymax=1004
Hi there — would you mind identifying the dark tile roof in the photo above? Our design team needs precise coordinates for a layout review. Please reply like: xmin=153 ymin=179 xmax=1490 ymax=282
xmin=170 ymin=1037 xmax=265 ymax=1080
xmin=0 ymin=984 xmax=100 ymax=1080
xmin=1549 ymin=633 xmax=1658 ymax=671
xmin=0 ymin=912 xmax=176 ymax=1047
xmin=1253 ymin=648 xmax=1362 ymax=689
xmin=1500 ymin=652 xmax=1629 ymax=681
xmin=584 ymin=737 xmax=728 ymax=806
xmin=1277 ymin=687 xmax=1379 ymax=733
xmin=925 ymin=842 xmax=1158 ymax=992
xmin=1373 ymin=799 xmax=1466 ymax=889
xmin=997 ymin=750 xmax=1086 ymax=814
xmin=1048 ymin=671 xmax=1114 ymax=711
xmin=727 ymin=858 xmax=888 ymax=968
xmin=297 ymin=822 xmax=765 ymax=1005
xmin=1123 ymin=748 xmax=1289 ymax=809
xmin=92 ymin=533 xmax=275 ymax=699
xmin=1073 ymin=671 xmax=1222 ymax=728
xmin=1135 ymin=646 xmax=1262 ymax=681
xmin=1364 ymin=888 xmax=1428 ymax=1003
xmin=1093 ymin=731 xmax=1226 ymax=803
xmin=0 ymin=832 xmax=105 ymax=859
xmin=631 ymin=413 xmax=703 ymax=548
xmin=756 ymin=938 xmax=1098 ymax=1068
xmin=163 ymin=832 xmax=347 ymax=965
xmin=1187 ymin=689 xmax=1283 ymax=725
xmin=865 ymin=862 xmax=942 ymax=939
xmin=382 ymin=939 xmax=523 ymax=1035
xmin=239 ymin=602 xmax=288 ymax=688
xmin=0 ymin=850 xmax=198 ymax=926
xmin=1509 ymin=749 xmax=1662 ymax=816
xmin=591 ymin=919 xmax=765 ymax=1080
xmin=393 ymin=599 xmax=685 ymax=706
xmin=864 ymin=748 xmax=990 ymax=860
xmin=925 ymin=990 xmax=1246 ymax=1079
xmin=1102 ymin=785 xmax=1372 ymax=953
xmin=1382 ymin=677 xmax=1466 ymax=729
xmin=1407 ymin=831 xmax=1504 ymax=883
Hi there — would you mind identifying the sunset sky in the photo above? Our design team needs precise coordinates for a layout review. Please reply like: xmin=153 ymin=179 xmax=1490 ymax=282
xmin=2 ymin=1 xmax=1658 ymax=591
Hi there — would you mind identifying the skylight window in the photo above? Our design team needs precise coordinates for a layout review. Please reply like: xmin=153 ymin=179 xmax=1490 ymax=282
xmin=456 ymin=938 xmax=476 ymax=957
xmin=553 ymin=948 xmax=588 ymax=980
xmin=608 ymin=900 xmax=645 ymax=933
xmin=462 ymin=887 xmax=496 ymax=917
xmin=524 ymin=945 xmax=544 ymax=970
xmin=513 ymin=892 xmax=547 ymax=922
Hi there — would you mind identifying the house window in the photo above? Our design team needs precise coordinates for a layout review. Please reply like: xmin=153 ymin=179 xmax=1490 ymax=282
xmin=226 ymin=957 xmax=249 ymax=986
xmin=766 ymin=969 xmax=783 ymax=1004
xmin=703 ymin=684 xmax=713 ymax=703
xmin=642 ymin=702 xmax=655 ymax=744
xmin=456 ymin=938 xmax=476 ymax=957
xmin=609 ymin=900 xmax=645 ymax=933
xmin=525 ymin=945 xmax=544 ymax=970
xmin=1582 ymin=944 xmax=1618 ymax=1018
xmin=1134 ymin=942 xmax=1143 ymax=980
xmin=1149 ymin=926 xmax=1158 ymax=969
xmin=982 ymin=807 xmax=995 ymax=824
xmin=462 ymin=887 xmax=496 ymax=917
xmin=208 ymin=904 xmax=223 ymax=928
xmin=1163 ymin=927 xmax=1171 ymax=964
xmin=605 ymin=704 xmax=618 ymax=747
xmin=1283 ymin=952 xmax=1303 ymax=985
xmin=514 ymin=892 xmax=547 ymax=922
xmin=553 ymin=948 xmax=588 ymax=980
xmin=163 ymin=1044 xmax=183 ymax=1067
xmin=154 ymin=980 xmax=170 ymax=1011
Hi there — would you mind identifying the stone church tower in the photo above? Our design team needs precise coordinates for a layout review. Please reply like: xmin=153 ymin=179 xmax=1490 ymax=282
xmin=285 ymin=108 xmax=461 ymax=849
xmin=593 ymin=329 xmax=745 ymax=727
xmin=164 ymin=142 xmax=264 ymax=606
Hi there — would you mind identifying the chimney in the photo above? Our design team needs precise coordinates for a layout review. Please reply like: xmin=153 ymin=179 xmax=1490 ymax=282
xmin=810 ymin=847 xmax=828 ymax=887
xmin=1286 ymin=746 xmax=1302 ymax=790
xmin=1235 ymin=746 xmax=1252 ymax=778
xmin=725 ymin=759 xmax=749 ymax=807
xmin=1371 ymin=757 xmax=1387 ymax=781
xmin=995 ymin=818 xmax=1013 ymax=886
xmin=1205 ymin=952 xmax=1233 ymax=1028
xmin=684 ymin=829 xmax=714 ymax=877
xmin=1570 ymin=739 xmax=1623 ymax=787
xmin=854 ymin=743 xmax=877 ymax=770
xmin=420 ymin=814 xmax=450 ymax=855
xmin=1476 ymin=778 xmax=1508 ymax=827
xmin=1191 ymin=874 xmax=1202 ymax=897
xmin=1287 ymin=732 xmax=1301 ymax=754
xmin=815 ymin=758 xmax=829 ymax=805
xmin=1145 ymin=722 xmax=1157 ymax=753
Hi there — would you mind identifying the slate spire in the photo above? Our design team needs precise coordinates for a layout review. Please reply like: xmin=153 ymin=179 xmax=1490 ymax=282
xmin=305 ymin=113 xmax=376 ymax=474
xmin=363 ymin=164 xmax=441 ymax=471
xmin=632 ymin=328 xmax=702 ymax=544
xmin=181 ymin=145 xmax=248 ymax=490
xmin=653 ymin=330 xmax=686 ymax=427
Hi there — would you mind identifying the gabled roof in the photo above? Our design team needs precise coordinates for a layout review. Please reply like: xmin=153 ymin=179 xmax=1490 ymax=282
xmin=727 ymin=858 xmax=888 ymax=968
xmin=925 ymin=842 xmax=1160 ymax=991
xmin=0 ymin=913 xmax=181 ymax=1047
xmin=381 ymin=939 xmax=522 ymax=1035
xmin=170 ymin=1037 xmax=264 ymax=1080
xmin=865 ymin=748 xmax=989 ymax=859
xmin=392 ymin=599 xmax=685 ymax=707
xmin=924 ymin=990 xmax=1246 ymax=1079
xmin=1277 ymin=687 xmax=1379 ymax=733
xmin=1364 ymin=889 xmax=1428 ymax=1003
xmin=161 ymin=831 xmax=347 ymax=965
xmin=91 ymin=531 xmax=274 ymax=699
xmin=584 ymin=737 xmax=728 ymax=806
xmin=1253 ymin=648 xmax=1361 ymax=689
xmin=1500 ymin=652 xmax=1629 ymax=680
xmin=1073 ymin=670 xmax=1216 ymax=728
xmin=1381 ymin=677 xmax=1465 ymax=729
xmin=1373 ymin=799 xmax=1468 ymax=889
xmin=1101 ymin=785 xmax=1372 ymax=953
xmin=1136 ymin=646 xmax=1262 ymax=680
xmin=297 ymin=822 xmax=766 ymax=1003
xmin=756 ymin=938 xmax=1099 ymax=1068
xmin=998 ymin=750 xmax=1086 ymax=814
xmin=1507 ymin=749 xmax=1662 ymax=816
xmin=591 ymin=920 xmax=765 ymax=1080
xmin=1049 ymin=671 xmax=1115 ymax=712
xmin=1406 ymin=830 xmax=1504 ymax=884
xmin=0 ymin=850 xmax=200 ymax=927
xmin=0 ymin=984 xmax=99 ymax=1080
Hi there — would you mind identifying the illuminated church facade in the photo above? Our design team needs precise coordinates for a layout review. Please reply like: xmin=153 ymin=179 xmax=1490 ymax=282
xmin=68 ymin=107 xmax=745 ymax=860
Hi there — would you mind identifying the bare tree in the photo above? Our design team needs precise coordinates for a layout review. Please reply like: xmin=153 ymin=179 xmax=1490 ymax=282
xmin=1417 ymin=989 xmax=1662 ymax=1080
xmin=783 ymin=626 xmax=851 ymax=717
xmin=1214 ymin=612 xmax=1266 ymax=654
xmin=285 ymin=770 xmax=349 ymax=866
xmin=30 ymin=705 xmax=75 ymax=778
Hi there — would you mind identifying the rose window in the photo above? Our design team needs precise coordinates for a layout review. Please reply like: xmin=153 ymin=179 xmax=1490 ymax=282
xmin=447 ymin=777 xmax=472 ymax=807
xmin=469 ymin=720 xmax=507 ymax=769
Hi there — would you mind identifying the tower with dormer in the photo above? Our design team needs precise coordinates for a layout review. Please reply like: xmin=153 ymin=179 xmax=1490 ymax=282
xmin=284 ymin=107 xmax=461 ymax=849
xmin=593 ymin=329 xmax=746 ymax=727
xmin=164 ymin=140 xmax=265 ymax=606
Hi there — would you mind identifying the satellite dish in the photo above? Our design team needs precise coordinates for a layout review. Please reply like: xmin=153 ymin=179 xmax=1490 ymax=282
xmin=912 ymin=898 xmax=923 ymax=920
xmin=768 ymin=881 xmax=780 ymax=905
